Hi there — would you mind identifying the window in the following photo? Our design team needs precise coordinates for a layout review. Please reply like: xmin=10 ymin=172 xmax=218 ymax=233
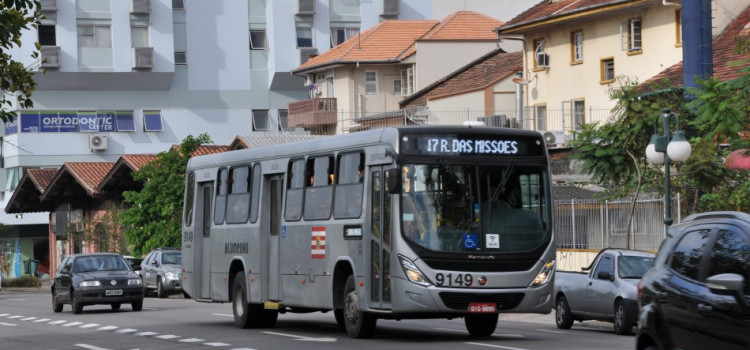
xmin=226 ymin=166 xmax=251 ymax=224
xmin=400 ymin=68 xmax=414 ymax=96
xmin=174 ymin=51 xmax=187 ymax=65
xmin=277 ymin=109 xmax=289 ymax=130
xmin=214 ymin=168 xmax=228 ymax=225
xmin=600 ymin=57 xmax=615 ymax=83
xmin=533 ymin=38 xmax=546 ymax=69
xmin=252 ymin=109 xmax=269 ymax=131
xmin=534 ymin=105 xmax=547 ymax=131
xmin=365 ymin=71 xmax=378 ymax=94
xmin=570 ymin=30 xmax=582 ymax=63
xmin=77 ymin=25 xmax=111 ymax=48
xmin=296 ymin=28 xmax=313 ymax=48
xmin=285 ymin=159 xmax=305 ymax=221
xmin=334 ymin=153 xmax=364 ymax=219
xmin=594 ymin=255 xmax=615 ymax=277
xmin=709 ymin=229 xmax=750 ymax=293
xmin=622 ymin=18 xmax=642 ymax=53
xmin=172 ymin=0 xmax=185 ymax=9
xmin=393 ymin=79 xmax=401 ymax=94
xmin=249 ymin=165 xmax=261 ymax=223
xmin=39 ymin=25 xmax=56 ymax=46
xmin=303 ymin=156 xmax=334 ymax=220
xmin=250 ymin=30 xmax=267 ymax=50
xmin=330 ymin=28 xmax=359 ymax=47
xmin=670 ymin=229 xmax=711 ymax=281
xmin=131 ymin=26 xmax=149 ymax=47
xmin=115 ymin=111 xmax=136 ymax=131
xmin=573 ymin=100 xmax=585 ymax=131
xmin=143 ymin=110 xmax=163 ymax=131
xmin=184 ymin=171 xmax=195 ymax=226
xmin=675 ymin=10 xmax=682 ymax=46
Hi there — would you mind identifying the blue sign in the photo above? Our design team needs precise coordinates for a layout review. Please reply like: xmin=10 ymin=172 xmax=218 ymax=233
xmin=462 ymin=233 xmax=478 ymax=249
xmin=5 ymin=119 xmax=18 ymax=135
xmin=20 ymin=112 xmax=40 ymax=133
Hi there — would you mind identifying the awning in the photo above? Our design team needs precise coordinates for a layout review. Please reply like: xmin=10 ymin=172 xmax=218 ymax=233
xmin=724 ymin=149 xmax=750 ymax=169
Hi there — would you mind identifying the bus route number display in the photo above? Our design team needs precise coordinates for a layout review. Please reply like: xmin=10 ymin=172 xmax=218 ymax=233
xmin=425 ymin=137 xmax=518 ymax=155
xmin=401 ymin=133 xmax=544 ymax=156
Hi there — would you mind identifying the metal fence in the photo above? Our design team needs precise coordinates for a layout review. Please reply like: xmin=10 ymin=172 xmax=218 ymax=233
xmin=554 ymin=193 xmax=681 ymax=252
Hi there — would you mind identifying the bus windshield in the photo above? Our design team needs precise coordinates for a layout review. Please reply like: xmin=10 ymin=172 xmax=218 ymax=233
xmin=401 ymin=162 xmax=549 ymax=253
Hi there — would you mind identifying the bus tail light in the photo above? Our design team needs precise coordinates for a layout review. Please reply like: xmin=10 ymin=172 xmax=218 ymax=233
xmin=530 ymin=259 xmax=555 ymax=287
xmin=398 ymin=255 xmax=432 ymax=287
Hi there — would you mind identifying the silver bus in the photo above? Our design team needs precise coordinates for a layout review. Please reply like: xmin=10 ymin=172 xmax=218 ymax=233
xmin=181 ymin=126 xmax=555 ymax=338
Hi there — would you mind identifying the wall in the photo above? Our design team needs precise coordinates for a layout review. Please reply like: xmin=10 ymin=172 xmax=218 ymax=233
xmin=415 ymin=41 xmax=499 ymax=90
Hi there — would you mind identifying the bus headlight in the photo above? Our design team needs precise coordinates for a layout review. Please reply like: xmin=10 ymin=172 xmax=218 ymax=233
xmin=530 ymin=259 xmax=555 ymax=287
xmin=398 ymin=255 xmax=432 ymax=287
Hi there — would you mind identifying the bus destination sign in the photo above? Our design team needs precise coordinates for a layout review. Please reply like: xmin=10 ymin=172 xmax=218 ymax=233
xmin=401 ymin=133 xmax=545 ymax=157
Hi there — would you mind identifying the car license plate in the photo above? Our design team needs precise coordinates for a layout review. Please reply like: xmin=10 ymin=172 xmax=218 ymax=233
xmin=105 ymin=289 xmax=123 ymax=296
xmin=469 ymin=302 xmax=496 ymax=313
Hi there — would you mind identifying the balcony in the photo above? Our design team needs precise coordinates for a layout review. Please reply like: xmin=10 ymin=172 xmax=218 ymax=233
xmin=288 ymin=98 xmax=337 ymax=127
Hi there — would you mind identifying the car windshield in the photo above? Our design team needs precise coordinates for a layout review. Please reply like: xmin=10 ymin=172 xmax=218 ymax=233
xmin=161 ymin=252 xmax=181 ymax=265
xmin=617 ymin=256 xmax=655 ymax=279
xmin=75 ymin=256 xmax=130 ymax=272
xmin=400 ymin=162 xmax=549 ymax=253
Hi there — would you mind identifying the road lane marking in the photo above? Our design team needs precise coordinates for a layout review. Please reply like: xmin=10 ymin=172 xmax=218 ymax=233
xmin=34 ymin=318 xmax=51 ymax=323
xmin=204 ymin=342 xmax=231 ymax=347
xmin=8 ymin=315 xmax=23 ymax=319
xmin=75 ymin=344 xmax=111 ymax=350
xmin=116 ymin=328 xmax=138 ymax=334
xmin=0 ymin=322 xmax=17 ymax=327
xmin=49 ymin=320 xmax=67 ymax=325
xmin=135 ymin=331 xmax=158 ymax=336
xmin=21 ymin=317 xmax=37 ymax=321
xmin=229 ymin=348 xmax=257 ymax=350
xmin=156 ymin=334 xmax=180 ymax=340
xmin=0 ymin=313 xmax=9 ymax=317
xmin=213 ymin=313 xmax=233 ymax=317
xmin=465 ymin=342 xmax=529 ymax=350
xmin=179 ymin=338 xmax=205 ymax=343
xmin=434 ymin=327 xmax=465 ymax=333
xmin=97 ymin=326 xmax=118 ymax=331
xmin=536 ymin=328 xmax=565 ymax=334
xmin=262 ymin=331 xmax=337 ymax=342
xmin=80 ymin=323 xmax=100 ymax=329
xmin=64 ymin=322 xmax=84 ymax=327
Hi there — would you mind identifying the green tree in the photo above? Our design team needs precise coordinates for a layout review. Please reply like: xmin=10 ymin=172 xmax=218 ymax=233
xmin=119 ymin=134 xmax=213 ymax=256
xmin=1 ymin=0 xmax=42 ymax=123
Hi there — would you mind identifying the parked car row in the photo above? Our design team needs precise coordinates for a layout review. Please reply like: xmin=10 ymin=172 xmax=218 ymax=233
xmin=51 ymin=247 xmax=184 ymax=314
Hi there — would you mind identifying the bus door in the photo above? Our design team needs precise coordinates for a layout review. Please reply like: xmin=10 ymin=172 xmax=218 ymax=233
xmin=196 ymin=182 xmax=213 ymax=299
xmin=262 ymin=174 xmax=283 ymax=301
xmin=369 ymin=166 xmax=392 ymax=310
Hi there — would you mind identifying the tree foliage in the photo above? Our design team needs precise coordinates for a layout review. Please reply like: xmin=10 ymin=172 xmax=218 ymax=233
xmin=119 ymin=134 xmax=212 ymax=256
xmin=1 ymin=0 xmax=41 ymax=123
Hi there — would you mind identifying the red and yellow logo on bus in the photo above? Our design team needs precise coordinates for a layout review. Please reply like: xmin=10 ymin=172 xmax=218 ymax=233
xmin=311 ymin=226 xmax=326 ymax=259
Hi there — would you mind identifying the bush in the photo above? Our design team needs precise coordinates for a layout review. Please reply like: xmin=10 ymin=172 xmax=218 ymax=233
xmin=1 ymin=275 xmax=42 ymax=288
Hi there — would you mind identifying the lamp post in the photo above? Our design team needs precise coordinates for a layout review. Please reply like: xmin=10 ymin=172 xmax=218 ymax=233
xmin=645 ymin=108 xmax=692 ymax=226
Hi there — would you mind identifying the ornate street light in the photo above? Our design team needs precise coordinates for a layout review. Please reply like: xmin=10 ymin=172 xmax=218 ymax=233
xmin=645 ymin=108 xmax=692 ymax=226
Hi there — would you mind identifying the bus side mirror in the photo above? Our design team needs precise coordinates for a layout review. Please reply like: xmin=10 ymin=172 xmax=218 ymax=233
xmin=385 ymin=168 xmax=401 ymax=194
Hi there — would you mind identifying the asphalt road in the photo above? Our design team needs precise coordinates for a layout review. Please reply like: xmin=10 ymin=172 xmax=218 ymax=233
xmin=0 ymin=291 xmax=635 ymax=350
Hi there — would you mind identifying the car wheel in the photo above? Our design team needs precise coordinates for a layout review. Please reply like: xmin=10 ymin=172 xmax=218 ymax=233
xmin=71 ymin=291 xmax=83 ymax=314
xmin=613 ymin=300 xmax=632 ymax=335
xmin=52 ymin=291 xmax=63 ymax=313
xmin=131 ymin=299 xmax=143 ymax=312
xmin=157 ymin=278 xmax=167 ymax=299
xmin=111 ymin=303 xmax=121 ymax=311
xmin=555 ymin=296 xmax=574 ymax=329
xmin=343 ymin=275 xmax=376 ymax=338
xmin=465 ymin=313 xmax=498 ymax=336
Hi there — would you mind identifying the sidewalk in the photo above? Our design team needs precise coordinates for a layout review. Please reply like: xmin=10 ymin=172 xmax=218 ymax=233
xmin=0 ymin=278 xmax=52 ymax=294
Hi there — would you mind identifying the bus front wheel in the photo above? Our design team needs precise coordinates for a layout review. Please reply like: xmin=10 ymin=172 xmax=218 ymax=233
xmin=232 ymin=272 xmax=277 ymax=329
xmin=343 ymin=275 xmax=376 ymax=338
xmin=465 ymin=313 xmax=498 ymax=337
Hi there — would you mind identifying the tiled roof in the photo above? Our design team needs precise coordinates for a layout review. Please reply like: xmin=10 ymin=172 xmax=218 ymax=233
xmin=552 ymin=185 xmax=600 ymax=201
xmin=97 ymin=154 xmax=158 ymax=193
xmin=497 ymin=0 xmax=653 ymax=34
xmin=401 ymin=49 xmax=522 ymax=108
xmin=120 ymin=154 xmax=158 ymax=171
xmin=230 ymin=133 xmax=323 ymax=150
xmin=27 ymin=169 xmax=58 ymax=193
xmin=639 ymin=5 xmax=750 ymax=90
xmin=5 ymin=169 xmax=60 ymax=214
xmin=295 ymin=11 xmax=502 ymax=73
xmin=169 ymin=144 xmax=230 ymax=156
xmin=64 ymin=162 xmax=116 ymax=196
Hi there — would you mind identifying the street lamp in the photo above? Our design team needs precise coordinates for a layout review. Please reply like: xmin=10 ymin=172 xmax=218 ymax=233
xmin=645 ymin=108 xmax=692 ymax=226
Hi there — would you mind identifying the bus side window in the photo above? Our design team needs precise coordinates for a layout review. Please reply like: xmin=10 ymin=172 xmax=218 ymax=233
xmin=214 ymin=168 xmax=228 ymax=225
xmin=334 ymin=152 xmax=364 ymax=219
xmin=226 ymin=166 xmax=250 ymax=224
xmin=184 ymin=171 xmax=195 ymax=226
xmin=249 ymin=164 xmax=261 ymax=223
xmin=304 ymin=156 xmax=334 ymax=220
xmin=285 ymin=159 xmax=305 ymax=221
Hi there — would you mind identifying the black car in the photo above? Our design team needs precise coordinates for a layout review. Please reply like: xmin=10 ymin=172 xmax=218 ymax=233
xmin=52 ymin=253 xmax=145 ymax=314
xmin=636 ymin=211 xmax=750 ymax=350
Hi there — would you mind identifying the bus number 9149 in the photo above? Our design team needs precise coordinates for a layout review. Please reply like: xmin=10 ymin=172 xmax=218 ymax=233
xmin=435 ymin=273 xmax=473 ymax=287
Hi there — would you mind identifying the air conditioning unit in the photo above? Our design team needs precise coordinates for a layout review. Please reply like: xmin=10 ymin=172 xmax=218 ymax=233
xmin=71 ymin=222 xmax=84 ymax=232
xmin=297 ymin=0 xmax=315 ymax=15
xmin=382 ymin=0 xmax=400 ymax=16
xmin=300 ymin=48 xmax=318 ymax=65
xmin=542 ymin=130 xmax=571 ymax=148
xmin=89 ymin=134 xmax=108 ymax=151
xmin=132 ymin=47 xmax=154 ymax=69
xmin=40 ymin=0 xmax=57 ymax=11
xmin=41 ymin=46 xmax=61 ymax=68
xmin=536 ymin=52 xmax=549 ymax=67
xmin=131 ymin=0 xmax=151 ymax=13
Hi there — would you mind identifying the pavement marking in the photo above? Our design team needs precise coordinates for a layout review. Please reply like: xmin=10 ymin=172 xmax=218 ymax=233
xmin=96 ymin=326 xmax=118 ymax=331
xmin=0 ymin=313 xmax=9 ymax=317
xmin=116 ymin=328 xmax=138 ymax=334
xmin=79 ymin=323 xmax=100 ymax=329
xmin=536 ymin=328 xmax=566 ymax=334
xmin=0 ymin=322 xmax=17 ymax=327
xmin=179 ymin=338 xmax=205 ymax=343
xmin=262 ymin=331 xmax=337 ymax=342
xmin=75 ymin=344 xmax=110 ymax=350
xmin=213 ymin=313 xmax=233 ymax=317
xmin=49 ymin=320 xmax=67 ymax=325
xmin=8 ymin=315 xmax=23 ymax=319
xmin=156 ymin=334 xmax=180 ymax=340
xmin=229 ymin=348 xmax=257 ymax=350
xmin=204 ymin=342 xmax=231 ymax=347
xmin=64 ymin=321 xmax=84 ymax=327
xmin=465 ymin=342 xmax=529 ymax=350
xmin=34 ymin=318 xmax=51 ymax=323
xmin=21 ymin=317 xmax=37 ymax=321
xmin=135 ymin=331 xmax=159 ymax=336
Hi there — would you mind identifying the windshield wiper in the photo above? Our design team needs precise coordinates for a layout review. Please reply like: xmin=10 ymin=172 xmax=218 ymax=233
xmin=490 ymin=160 xmax=515 ymax=204
xmin=437 ymin=158 xmax=468 ymax=196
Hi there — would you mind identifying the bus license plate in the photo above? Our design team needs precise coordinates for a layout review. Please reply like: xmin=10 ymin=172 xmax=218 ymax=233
xmin=105 ymin=289 xmax=123 ymax=296
xmin=469 ymin=303 xmax=496 ymax=313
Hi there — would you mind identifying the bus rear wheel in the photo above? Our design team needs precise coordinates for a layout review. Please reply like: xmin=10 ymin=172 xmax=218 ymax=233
xmin=465 ymin=313 xmax=498 ymax=337
xmin=343 ymin=275 xmax=376 ymax=338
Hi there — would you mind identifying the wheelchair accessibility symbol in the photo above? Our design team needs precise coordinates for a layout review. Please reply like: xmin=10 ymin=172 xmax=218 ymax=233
xmin=463 ymin=234 xmax=478 ymax=249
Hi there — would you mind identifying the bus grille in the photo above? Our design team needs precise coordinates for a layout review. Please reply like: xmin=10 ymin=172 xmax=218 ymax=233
xmin=438 ymin=292 xmax=525 ymax=311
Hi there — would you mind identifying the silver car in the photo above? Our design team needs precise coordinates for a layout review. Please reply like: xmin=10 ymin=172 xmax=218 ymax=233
xmin=140 ymin=248 xmax=183 ymax=298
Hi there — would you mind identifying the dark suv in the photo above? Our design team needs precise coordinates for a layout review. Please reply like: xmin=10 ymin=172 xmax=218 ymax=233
xmin=141 ymin=247 xmax=183 ymax=298
xmin=636 ymin=211 xmax=750 ymax=350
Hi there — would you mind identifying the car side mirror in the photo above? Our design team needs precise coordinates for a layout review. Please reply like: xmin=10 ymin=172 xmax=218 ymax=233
xmin=707 ymin=273 xmax=747 ymax=307
xmin=597 ymin=271 xmax=613 ymax=281
xmin=151 ymin=260 xmax=158 ymax=266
